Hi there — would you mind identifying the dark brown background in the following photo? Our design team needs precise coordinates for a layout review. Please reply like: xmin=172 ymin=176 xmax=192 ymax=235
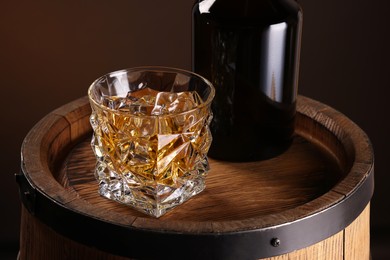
xmin=1 ymin=0 xmax=389 ymax=259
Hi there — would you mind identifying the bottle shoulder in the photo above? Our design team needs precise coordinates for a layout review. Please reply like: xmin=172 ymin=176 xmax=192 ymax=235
xmin=193 ymin=0 xmax=302 ymax=26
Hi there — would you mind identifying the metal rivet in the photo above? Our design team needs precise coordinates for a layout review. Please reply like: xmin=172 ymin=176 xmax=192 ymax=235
xmin=271 ymin=238 xmax=280 ymax=247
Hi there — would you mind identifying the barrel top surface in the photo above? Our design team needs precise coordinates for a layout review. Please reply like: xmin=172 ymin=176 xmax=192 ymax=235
xmin=18 ymin=95 xmax=374 ymax=259
xmin=61 ymin=135 xmax=341 ymax=223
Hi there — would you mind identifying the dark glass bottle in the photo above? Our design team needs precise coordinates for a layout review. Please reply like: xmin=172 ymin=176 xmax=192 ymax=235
xmin=192 ymin=0 xmax=303 ymax=161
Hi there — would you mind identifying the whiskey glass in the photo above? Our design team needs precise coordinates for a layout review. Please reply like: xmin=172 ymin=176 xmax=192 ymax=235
xmin=88 ymin=67 xmax=215 ymax=217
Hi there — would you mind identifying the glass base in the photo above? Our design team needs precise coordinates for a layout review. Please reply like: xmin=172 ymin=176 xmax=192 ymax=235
xmin=94 ymin=161 xmax=208 ymax=218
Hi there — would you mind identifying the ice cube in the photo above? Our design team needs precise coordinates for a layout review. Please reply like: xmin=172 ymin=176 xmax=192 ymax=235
xmin=126 ymin=88 xmax=159 ymax=115
xmin=151 ymin=91 xmax=203 ymax=115
xmin=102 ymin=96 xmax=128 ymax=110
xmin=127 ymin=87 xmax=159 ymax=100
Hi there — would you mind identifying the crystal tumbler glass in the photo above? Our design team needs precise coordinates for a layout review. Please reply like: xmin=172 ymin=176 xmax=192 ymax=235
xmin=88 ymin=67 xmax=215 ymax=217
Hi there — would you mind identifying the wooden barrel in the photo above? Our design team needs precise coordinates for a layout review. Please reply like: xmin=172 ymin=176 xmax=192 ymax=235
xmin=17 ymin=95 xmax=374 ymax=260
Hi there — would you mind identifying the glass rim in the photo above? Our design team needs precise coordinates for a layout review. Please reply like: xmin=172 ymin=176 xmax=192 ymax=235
xmin=88 ymin=66 xmax=215 ymax=117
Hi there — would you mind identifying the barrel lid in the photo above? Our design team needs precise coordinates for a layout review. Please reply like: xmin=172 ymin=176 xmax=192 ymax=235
xmin=17 ymin=95 xmax=374 ymax=259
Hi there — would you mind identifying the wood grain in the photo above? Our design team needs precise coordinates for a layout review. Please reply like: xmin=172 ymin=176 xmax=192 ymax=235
xmin=344 ymin=204 xmax=371 ymax=260
xmin=59 ymin=135 xmax=341 ymax=222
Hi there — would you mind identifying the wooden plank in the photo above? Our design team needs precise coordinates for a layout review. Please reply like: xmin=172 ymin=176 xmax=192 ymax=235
xmin=345 ymin=204 xmax=371 ymax=260
xmin=19 ymin=206 xmax=128 ymax=260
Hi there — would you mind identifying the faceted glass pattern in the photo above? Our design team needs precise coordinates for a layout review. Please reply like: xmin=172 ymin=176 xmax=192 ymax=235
xmin=88 ymin=67 xmax=214 ymax=217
